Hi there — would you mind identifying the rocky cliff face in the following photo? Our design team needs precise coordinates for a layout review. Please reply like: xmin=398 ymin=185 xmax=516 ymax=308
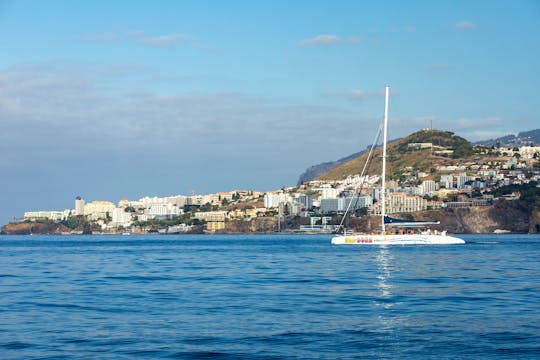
xmin=297 ymin=150 xmax=367 ymax=184
xmin=529 ymin=208 xmax=540 ymax=234
xmin=350 ymin=200 xmax=534 ymax=234
xmin=1 ymin=222 xmax=70 ymax=235
xmin=223 ymin=217 xmax=277 ymax=233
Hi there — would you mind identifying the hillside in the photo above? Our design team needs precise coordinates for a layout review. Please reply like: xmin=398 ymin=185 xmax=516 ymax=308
xmin=474 ymin=128 xmax=540 ymax=147
xmin=297 ymin=150 xmax=367 ymax=185
xmin=318 ymin=129 xmax=473 ymax=181
xmin=298 ymin=128 xmax=540 ymax=183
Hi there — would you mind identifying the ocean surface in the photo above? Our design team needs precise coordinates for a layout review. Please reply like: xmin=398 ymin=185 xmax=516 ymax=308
xmin=0 ymin=234 xmax=539 ymax=359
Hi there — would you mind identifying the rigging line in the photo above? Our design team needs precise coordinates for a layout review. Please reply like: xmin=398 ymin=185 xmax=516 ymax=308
xmin=336 ymin=121 xmax=384 ymax=233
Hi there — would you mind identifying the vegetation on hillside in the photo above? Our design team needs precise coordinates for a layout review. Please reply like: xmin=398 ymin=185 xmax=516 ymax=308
xmin=489 ymin=181 xmax=540 ymax=210
xmin=318 ymin=129 xmax=475 ymax=181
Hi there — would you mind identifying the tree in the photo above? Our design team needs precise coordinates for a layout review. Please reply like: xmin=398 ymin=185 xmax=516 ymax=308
xmin=199 ymin=202 xmax=213 ymax=212
xmin=453 ymin=142 xmax=474 ymax=158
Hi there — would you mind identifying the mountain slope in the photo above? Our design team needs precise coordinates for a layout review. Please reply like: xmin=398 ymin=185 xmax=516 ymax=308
xmin=474 ymin=129 xmax=540 ymax=147
xmin=297 ymin=150 xmax=366 ymax=185
xmin=298 ymin=128 xmax=539 ymax=183
xmin=317 ymin=129 xmax=473 ymax=181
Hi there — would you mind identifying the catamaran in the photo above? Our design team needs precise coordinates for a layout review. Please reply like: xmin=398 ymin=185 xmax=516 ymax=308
xmin=331 ymin=86 xmax=464 ymax=245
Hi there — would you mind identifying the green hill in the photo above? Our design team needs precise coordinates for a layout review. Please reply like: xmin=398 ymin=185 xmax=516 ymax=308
xmin=318 ymin=129 xmax=474 ymax=181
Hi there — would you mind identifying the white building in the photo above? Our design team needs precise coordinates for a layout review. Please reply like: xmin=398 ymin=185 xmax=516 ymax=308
xmin=419 ymin=180 xmax=437 ymax=195
xmin=320 ymin=196 xmax=373 ymax=213
xmin=264 ymin=192 xmax=290 ymax=208
xmin=456 ymin=172 xmax=472 ymax=189
xmin=145 ymin=204 xmax=182 ymax=218
xmin=24 ymin=210 xmax=69 ymax=222
xmin=84 ymin=201 xmax=115 ymax=221
xmin=440 ymin=174 xmax=454 ymax=189
xmin=194 ymin=211 xmax=227 ymax=222
xmin=74 ymin=196 xmax=85 ymax=215
xmin=111 ymin=208 xmax=133 ymax=227
xmin=320 ymin=187 xmax=339 ymax=199
xmin=370 ymin=193 xmax=429 ymax=215
xmin=519 ymin=146 xmax=540 ymax=159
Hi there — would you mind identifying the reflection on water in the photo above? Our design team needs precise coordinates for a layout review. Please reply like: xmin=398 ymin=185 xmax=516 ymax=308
xmin=374 ymin=247 xmax=409 ymax=333
xmin=375 ymin=247 xmax=394 ymax=307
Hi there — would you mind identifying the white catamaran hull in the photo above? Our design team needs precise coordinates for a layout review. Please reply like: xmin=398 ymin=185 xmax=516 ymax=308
xmin=331 ymin=234 xmax=465 ymax=245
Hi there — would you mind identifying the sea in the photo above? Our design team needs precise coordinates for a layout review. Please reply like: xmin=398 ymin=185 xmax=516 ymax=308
xmin=0 ymin=234 xmax=539 ymax=359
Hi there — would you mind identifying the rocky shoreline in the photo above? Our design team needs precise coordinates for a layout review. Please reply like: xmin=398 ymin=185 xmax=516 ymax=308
xmin=3 ymin=201 xmax=539 ymax=235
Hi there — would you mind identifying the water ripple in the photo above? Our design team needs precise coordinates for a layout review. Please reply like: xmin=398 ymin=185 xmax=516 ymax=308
xmin=0 ymin=234 xmax=539 ymax=359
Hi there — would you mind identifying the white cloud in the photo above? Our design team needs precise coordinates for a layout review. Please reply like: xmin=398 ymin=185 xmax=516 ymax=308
xmin=455 ymin=21 xmax=477 ymax=30
xmin=326 ymin=88 xmax=385 ymax=102
xmin=139 ymin=33 xmax=192 ymax=47
xmin=298 ymin=35 xmax=359 ymax=47
xmin=80 ymin=32 xmax=123 ymax=42
xmin=0 ymin=64 xmax=364 ymax=160
xmin=79 ymin=31 xmax=193 ymax=47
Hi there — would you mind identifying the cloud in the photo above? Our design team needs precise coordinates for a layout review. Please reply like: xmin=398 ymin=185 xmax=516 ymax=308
xmin=325 ymin=88 xmax=385 ymax=102
xmin=80 ymin=32 xmax=124 ymax=42
xmin=139 ymin=33 xmax=192 ymax=47
xmin=455 ymin=21 xmax=477 ymax=30
xmin=0 ymin=64 xmax=366 ymax=163
xmin=427 ymin=63 xmax=450 ymax=71
xmin=79 ymin=31 xmax=193 ymax=47
xmin=298 ymin=35 xmax=359 ymax=47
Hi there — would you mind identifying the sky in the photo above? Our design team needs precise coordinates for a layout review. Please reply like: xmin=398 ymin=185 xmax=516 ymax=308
xmin=1 ymin=0 xmax=539 ymax=224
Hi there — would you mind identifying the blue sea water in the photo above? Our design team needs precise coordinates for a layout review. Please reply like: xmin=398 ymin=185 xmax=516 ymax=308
xmin=0 ymin=234 xmax=539 ymax=359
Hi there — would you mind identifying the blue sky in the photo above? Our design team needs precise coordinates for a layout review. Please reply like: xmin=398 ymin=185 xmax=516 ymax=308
xmin=1 ymin=0 xmax=539 ymax=224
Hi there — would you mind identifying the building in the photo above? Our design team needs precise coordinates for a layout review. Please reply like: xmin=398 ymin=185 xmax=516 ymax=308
xmin=74 ymin=196 xmax=85 ymax=215
xmin=419 ymin=180 xmax=437 ymax=195
xmin=440 ymin=174 xmax=454 ymax=189
xmin=320 ymin=187 xmax=339 ymax=199
xmin=408 ymin=142 xmax=432 ymax=150
xmin=294 ymin=194 xmax=313 ymax=210
xmin=111 ymin=208 xmax=133 ymax=227
xmin=456 ymin=172 xmax=472 ymax=189
xmin=370 ymin=193 xmax=429 ymax=215
xmin=194 ymin=211 xmax=227 ymax=222
xmin=145 ymin=204 xmax=182 ymax=218
xmin=320 ymin=196 xmax=372 ymax=214
xmin=24 ymin=211 xmax=69 ymax=222
xmin=206 ymin=221 xmax=226 ymax=232
xmin=263 ymin=192 xmax=290 ymax=208
xmin=83 ymin=201 xmax=115 ymax=221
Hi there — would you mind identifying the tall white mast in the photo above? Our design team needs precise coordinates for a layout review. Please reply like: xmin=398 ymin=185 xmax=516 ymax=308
xmin=381 ymin=85 xmax=389 ymax=233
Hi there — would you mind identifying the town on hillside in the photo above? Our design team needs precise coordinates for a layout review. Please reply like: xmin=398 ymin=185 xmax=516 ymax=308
xmin=4 ymin=130 xmax=540 ymax=235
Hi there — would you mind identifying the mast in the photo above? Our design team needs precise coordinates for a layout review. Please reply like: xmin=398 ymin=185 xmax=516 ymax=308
xmin=381 ymin=85 xmax=389 ymax=233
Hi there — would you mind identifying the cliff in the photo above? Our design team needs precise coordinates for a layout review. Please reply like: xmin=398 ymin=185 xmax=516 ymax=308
xmin=297 ymin=150 xmax=366 ymax=185
xmin=1 ymin=222 xmax=71 ymax=235
xmin=349 ymin=200 xmax=535 ymax=234
xmin=529 ymin=208 xmax=540 ymax=234
xmin=222 ymin=217 xmax=277 ymax=233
